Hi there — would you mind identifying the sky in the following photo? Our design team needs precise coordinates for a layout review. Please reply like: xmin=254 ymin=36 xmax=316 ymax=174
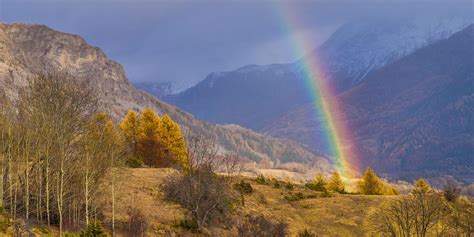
xmin=0 ymin=0 xmax=472 ymax=91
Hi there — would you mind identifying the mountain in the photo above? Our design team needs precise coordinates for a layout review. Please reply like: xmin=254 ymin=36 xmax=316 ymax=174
xmin=266 ymin=25 xmax=474 ymax=181
xmin=162 ymin=17 xmax=470 ymax=131
xmin=0 ymin=22 xmax=330 ymax=171
xmin=164 ymin=64 xmax=310 ymax=130
xmin=304 ymin=16 xmax=470 ymax=90
xmin=134 ymin=81 xmax=174 ymax=99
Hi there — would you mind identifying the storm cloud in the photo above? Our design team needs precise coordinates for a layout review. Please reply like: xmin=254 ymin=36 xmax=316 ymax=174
xmin=1 ymin=0 xmax=471 ymax=90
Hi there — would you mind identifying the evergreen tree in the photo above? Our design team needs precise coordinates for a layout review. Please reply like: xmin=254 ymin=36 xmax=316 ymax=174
xmin=137 ymin=108 xmax=164 ymax=167
xmin=358 ymin=167 xmax=384 ymax=195
xmin=313 ymin=174 xmax=327 ymax=192
xmin=161 ymin=115 xmax=189 ymax=170
xmin=120 ymin=110 xmax=141 ymax=157
xmin=327 ymin=171 xmax=345 ymax=193
xmin=412 ymin=178 xmax=432 ymax=195
xmin=80 ymin=221 xmax=108 ymax=237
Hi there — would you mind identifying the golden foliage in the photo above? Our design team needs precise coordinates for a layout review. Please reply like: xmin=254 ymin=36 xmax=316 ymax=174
xmin=358 ymin=167 xmax=399 ymax=195
xmin=327 ymin=171 xmax=345 ymax=193
xmin=120 ymin=108 xmax=188 ymax=169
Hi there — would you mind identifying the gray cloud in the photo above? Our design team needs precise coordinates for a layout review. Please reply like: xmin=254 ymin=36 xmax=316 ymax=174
xmin=1 ymin=0 xmax=471 ymax=90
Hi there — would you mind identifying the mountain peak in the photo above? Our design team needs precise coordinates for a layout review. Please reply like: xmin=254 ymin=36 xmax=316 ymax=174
xmin=307 ymin=16 xmax=472 ymax=88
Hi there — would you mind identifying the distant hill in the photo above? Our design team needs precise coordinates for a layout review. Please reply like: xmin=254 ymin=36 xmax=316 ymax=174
xmin=0 ymin=22 xmax=330 ymax=171
xmin=134 ymin=81 xmax=175 ymax=99
xmin=160 ymin=17 xmax=470 ymax=131
xmin=266 ymin=25 xmax=474 ymax=181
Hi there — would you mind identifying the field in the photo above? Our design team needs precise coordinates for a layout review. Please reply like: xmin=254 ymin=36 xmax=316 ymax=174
xmin=98 ymin=168 xmax=394 ymax=236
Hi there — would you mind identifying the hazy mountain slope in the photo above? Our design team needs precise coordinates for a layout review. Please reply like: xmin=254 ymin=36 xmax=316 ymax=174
xmin=165 ymin=64 xmax=310 ymax=130
xmin=311 ymin=16 xmax=470 ymax=90
xmin=162 ymin=17 xmax=470 ymax=131
xmin=0 ymin=22 xmax=330 ymax=170
xmin=266 ymin=25 xmax=474 ymax=180
xmin=134 ymin=81 xmax=174 ymax=99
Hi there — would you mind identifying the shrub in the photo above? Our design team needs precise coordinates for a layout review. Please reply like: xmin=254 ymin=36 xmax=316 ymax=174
xmin=162 ymin=166 xmax=235 ymax=229
xmin=306 ymin=174 xmax=327 ymax=192
xmin=443 ymin=178 xmax=461 ymax=202
xmin=298 ymin=229 xmax=316 ymax=237
xmin=305 ymin=183 xmax=319 ymax=191
xmin=284 ymin=192 xmax=305 ymax=202
xmin=234 ymin=180 xmax=253 ymax=194
xmin=126 ymin=207 xmax=148 ymax=236
xmin=272 ymin=179 xmax=282 ymax=189
xmin=177 ymin=219 xmax=199 ymax=233
xmin=237 ymin=215 xmax=288 ymax=237
xmin=256 ymin=174 xmax=267 ymax=184
xmin=125 ymin=156 xmax=144 ymax=168
xmin=285 ymin=182 xmax=294 ymax=190
xmin=80 ymin=221 xmax=108 ymax=237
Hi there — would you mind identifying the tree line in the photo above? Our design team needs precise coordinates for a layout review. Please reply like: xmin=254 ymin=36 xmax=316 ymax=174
xmin=305 ymin=167 xmax=399 ymax=195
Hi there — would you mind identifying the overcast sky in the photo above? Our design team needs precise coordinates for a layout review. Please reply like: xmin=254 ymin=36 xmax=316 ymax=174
xmin=0 ymin=0 xmax=472 ymax=90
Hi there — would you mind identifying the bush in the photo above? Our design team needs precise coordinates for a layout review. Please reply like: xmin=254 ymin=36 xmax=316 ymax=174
xmin=306 ymin=174 xmax=327 ymax=192
xmin=162 ymin=166 xmax=235 ymax=229
xmin=177 ymin=219 xmax=199 ymax=233
xmin=126 ymin=207 xmax=148 ymax=236
xmin=80 ymin=221 xmax=108 ymax=237
xmin=284 ymin=192 xmax=305 ymax=202
xmin=272 ymin=179 xmax=282 ymax=189
xmin=125 ymin=156 xmax=144 ymax=168
xmin=285 ymin=182 xmax=294 ymax=190
xmin=305 ymin=183 xmax=319 ymax=191
xmin=298 ymin=229 xmax=316 ymax=237
xmin=237 ymin=215 xmax=288 ymax=237
xmin=256 ymin=174 xmax=268 ymax=185
xmin=443 ymin=179 xmax=461 ymax=202
xmin=234 ymin=180 xmax=253 ymax=194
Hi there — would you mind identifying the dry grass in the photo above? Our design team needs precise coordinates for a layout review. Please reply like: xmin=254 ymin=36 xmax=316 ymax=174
xmin=241 ymin=178 xmax=396 ymax=236
xmin=99 ymin=168 xmax=187 ymax=235
xmin=97 ymin=168 xmax=395 ymax=236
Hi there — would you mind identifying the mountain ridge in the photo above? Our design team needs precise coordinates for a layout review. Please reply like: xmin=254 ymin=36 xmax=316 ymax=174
xmin=267 ymin=24 xmax=474 ymax=180
xmin=160 ymin=17 xmax=471 ymax=132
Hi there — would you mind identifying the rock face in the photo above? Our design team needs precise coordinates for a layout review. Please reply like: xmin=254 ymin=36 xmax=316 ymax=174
xmin=162 ymin=17 xmax=470 ymax=132
xmin=0 ymin=22 xmax=330 ymax=171
xmin=266 ymin=25 xmax=474 ymax=181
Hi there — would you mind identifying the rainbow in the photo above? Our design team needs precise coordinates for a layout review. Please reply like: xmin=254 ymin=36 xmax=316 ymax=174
xmin=276 ymin=3 xmax=359 ymax=178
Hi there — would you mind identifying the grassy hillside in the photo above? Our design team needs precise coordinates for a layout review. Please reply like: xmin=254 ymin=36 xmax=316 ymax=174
xmin=98 ymin=168 xmax=392 ymax=236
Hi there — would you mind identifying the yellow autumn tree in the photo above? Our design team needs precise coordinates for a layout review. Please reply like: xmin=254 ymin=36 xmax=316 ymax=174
xmin=358 ymin=167 xmax=384 ymax=195
xmin=412 ymin=178 xmax=432 ymax=195
xmin=84 ymin=112 xmax=120 ymax=224
xmin=314 ymin=173 xmax=327 ymax=191
xmin=161 ymin=114 xmax=189 ymax=170
xmin=120 ymin=110 xmax=141 ymax=156
xmin=327 ymin=171 xmax=345 ymax=193
xmin=137 ymin=108 xmax=165 ymax=167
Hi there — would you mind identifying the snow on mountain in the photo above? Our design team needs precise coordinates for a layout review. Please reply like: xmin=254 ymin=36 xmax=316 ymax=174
xmin=301 ymin=16 xmax=472 ymax=87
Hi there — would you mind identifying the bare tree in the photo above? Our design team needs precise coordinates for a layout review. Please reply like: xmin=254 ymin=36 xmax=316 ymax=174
xmin=162 ymin=135 xmax=238 ymax=230
xmin=366 ymin=192 xmax=448 ymax=237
